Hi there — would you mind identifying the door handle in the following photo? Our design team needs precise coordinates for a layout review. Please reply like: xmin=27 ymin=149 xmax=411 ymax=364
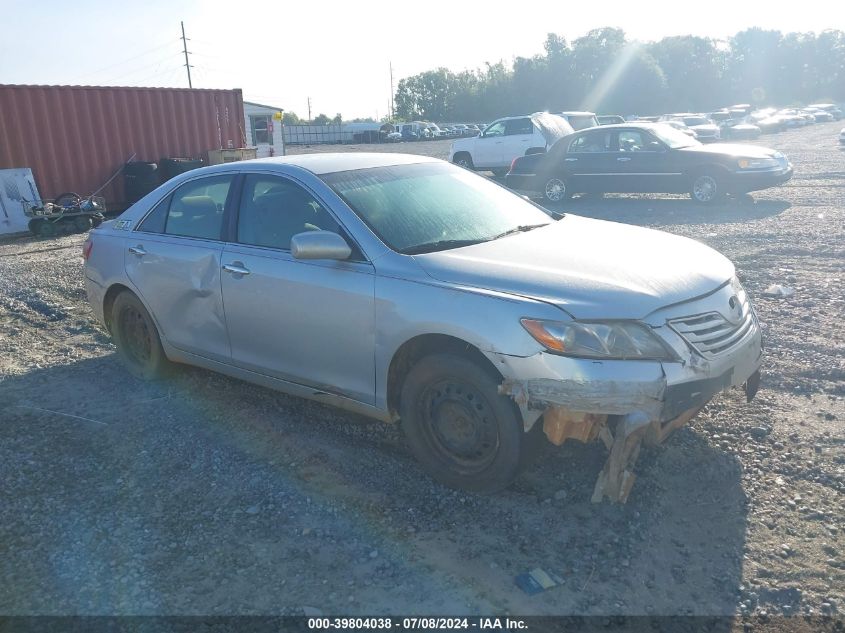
xmin=128 ymin=245 xmax=146 ymax=256
xmin=617 ymin=157 xmax=632 ymax=162
xmin=222 ymin=262 xmax=251 ymax=276
xmin=564 ymin=158 xmax=578 ymax=162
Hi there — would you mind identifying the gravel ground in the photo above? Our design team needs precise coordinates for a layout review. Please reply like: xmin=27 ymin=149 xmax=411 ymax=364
xmin=0 ymin=123 xmax=843 ymax=625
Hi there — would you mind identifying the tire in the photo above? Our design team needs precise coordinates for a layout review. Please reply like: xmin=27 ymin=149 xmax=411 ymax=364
xmin=54 ymin=192 xmax=81 ymax=207
xmin=73 ymin=215 xmax=93 ymax=232
xmin=543 ymin=176 xmax=569 ymax=203
xmin=690 ymin=171 xmax=723 ymax=204
xmin=111 ymin=291 xmax=170 ymax=380
xmin=453 ymin=153 xmax=474 ymax=170
xmin=399 ymin=353 xmax=525 ymax=492
xmin=491 ymin=168 xmax=508 ymax=178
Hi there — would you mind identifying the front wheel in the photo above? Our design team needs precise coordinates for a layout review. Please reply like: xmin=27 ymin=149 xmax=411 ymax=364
xmin=399 ymin=354 xmax=525 ymax=492
xmin=453 ymin=153 xmax=474 ymax=170
xmin=690 ymin=172 xmax=723 ymax=204
xmin=111 ymin=291 xmax=170 ymax=380
xmin=544 ymin=177 xmax=569 ymax=203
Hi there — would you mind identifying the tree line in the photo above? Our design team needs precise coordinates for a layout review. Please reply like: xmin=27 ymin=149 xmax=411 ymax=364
xmin=392 ymin=27 xmax=845 ymax=122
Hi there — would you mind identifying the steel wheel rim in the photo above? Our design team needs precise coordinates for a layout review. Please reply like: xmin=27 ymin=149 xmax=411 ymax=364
xmin=693 ymin=175 xmax=717 ymax=201
xmin=545 ymin=178 xmax=565 ymax=202
xmin=418 ymin=379 xmax=499 ymax=472
xmin=120 ymin=306 xmax=152 ymax=366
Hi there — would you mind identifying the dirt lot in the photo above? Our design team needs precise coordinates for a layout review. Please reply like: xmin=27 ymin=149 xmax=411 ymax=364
xmin=1 ymin=124 xmax=843 ymax=625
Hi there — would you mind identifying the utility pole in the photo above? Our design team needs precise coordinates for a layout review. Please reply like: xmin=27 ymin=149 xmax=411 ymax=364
xmin=307 ymin=97 xmax=312 ymax=123
xmin=181 ymin=21 xmax=193 ymax=89
xmin=389 ymin=61 xmax=394 ymax=120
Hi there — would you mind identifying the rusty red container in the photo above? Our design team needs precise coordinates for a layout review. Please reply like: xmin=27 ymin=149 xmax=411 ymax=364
xmin=0 ymin=84 xmax=245 ymax=209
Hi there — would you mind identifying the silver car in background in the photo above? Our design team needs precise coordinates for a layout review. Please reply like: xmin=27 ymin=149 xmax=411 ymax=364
xmin=83 ymin=154 xmax=762 ymax=501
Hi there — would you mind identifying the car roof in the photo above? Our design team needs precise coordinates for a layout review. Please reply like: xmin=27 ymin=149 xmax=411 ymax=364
xmin=570 ymin=122 xmax=667 ymax=131
xmin=241 ymin=152 xmax=439 ymax=175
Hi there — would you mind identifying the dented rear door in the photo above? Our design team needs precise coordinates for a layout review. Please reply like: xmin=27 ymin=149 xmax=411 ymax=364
xmin=124 ymin=174 xmax=234 ymax=362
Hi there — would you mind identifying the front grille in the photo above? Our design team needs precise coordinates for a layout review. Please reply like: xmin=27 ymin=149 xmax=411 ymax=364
xmin=668 ymin=298 xmax=756 ymax=358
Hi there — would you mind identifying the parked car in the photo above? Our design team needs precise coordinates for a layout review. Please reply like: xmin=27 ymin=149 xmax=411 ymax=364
xmin=776 ymin=110 xmax=806 ymax=128
xmin=505 ymin=122 xmax=792 ymax=204
xmin=385 ymin=131 xmax=402 ymax=142
xmin=720 ymin=119 xmax=762 ymax=140
xmin=83 ymin=153 xmax=763 ymax=499
xmin=840 ymin=127 xmax=845 ymax=144
xmin=749 ymin=111 xmax=785 ymax=134
xmin=808 ymin=103 xmax=843 ymax=120
xmin=451 ymin=124 xmax=469 ymax=136
xmin=598 ymin=115 xmax=626 ymax=125
xmin=449 ymin=112 xmax=574 ymax=174
xmin=464 ymin=124 xmax=481 ymax=136
xmin=663 ymin=114 xmax=721 ymax=142
xmin=806 ymin=109 xmax=834 ymax=122
xmin=557 ymin=111 xmax=599 ymax=130
xmin=661 ymin=119 xmax=697 ymax=138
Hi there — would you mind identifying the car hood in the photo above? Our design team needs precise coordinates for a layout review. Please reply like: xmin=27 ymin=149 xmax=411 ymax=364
xmin=689 ymin=123 xmax=720 ymax=132
xmin=413 ymin=215 xmax=734 ymax=320
xmin=678 ymin=143 xmax=779 ymax=159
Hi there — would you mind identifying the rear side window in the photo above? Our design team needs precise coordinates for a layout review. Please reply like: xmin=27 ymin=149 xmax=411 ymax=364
xmin=164 ymin=175 xmax=234 ymax=240
xmin=505 ymin=118 xmax=534 ymax=136
xmin=237 ymin=174 xmax=340 ymax=250
xmin=568 ymin=130 xmax=612 ymax=153
xmin=137 ymin=195 xmax=170 ymax=233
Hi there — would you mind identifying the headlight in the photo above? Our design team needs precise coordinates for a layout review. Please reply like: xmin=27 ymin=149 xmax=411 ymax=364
xmin=520 ymin=318 xmax=677 ymax=361
xmin=737 ymin=157 xmax=779 ymax=169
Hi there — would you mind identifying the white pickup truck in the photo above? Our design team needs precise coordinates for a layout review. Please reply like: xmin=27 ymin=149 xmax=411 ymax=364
xmin=449 ymin=112 xmax=573 ymax=175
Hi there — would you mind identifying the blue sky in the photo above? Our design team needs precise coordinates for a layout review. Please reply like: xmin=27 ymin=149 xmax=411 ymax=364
xmin=0 ymin=0 xmax=836 ymax=119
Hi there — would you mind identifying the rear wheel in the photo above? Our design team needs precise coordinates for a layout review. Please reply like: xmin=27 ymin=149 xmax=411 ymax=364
xmin=111 ymin=291 xmax=170 ymax=380
xmin=399 ymin=353 xmax=525 ymax=492
xmin=544 ymin=177 xmax=569 ymax=203
xmin=690 ymin=171 xmax=723 ymax=204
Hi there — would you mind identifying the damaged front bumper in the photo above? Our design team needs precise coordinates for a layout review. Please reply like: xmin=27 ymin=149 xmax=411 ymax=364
xmin=491 ymin=310 xmax=763 ymax=503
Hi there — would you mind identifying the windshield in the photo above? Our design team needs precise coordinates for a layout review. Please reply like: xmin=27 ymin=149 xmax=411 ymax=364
xmin=321 ymin=162 xmax=552 ymax=254
xmin=683 ymin=117 xmax=710 ymax=126
xmin=651 ymin=124 xmax=701 ymax=148
xmin=567 ymin=114 xmax=598 ymax=130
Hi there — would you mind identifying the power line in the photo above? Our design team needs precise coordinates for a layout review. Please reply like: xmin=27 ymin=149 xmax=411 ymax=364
xmin=72 ymin=39 xmax=180 ymax=83
xmin=101 ymin=53 xmax=182 ymax=85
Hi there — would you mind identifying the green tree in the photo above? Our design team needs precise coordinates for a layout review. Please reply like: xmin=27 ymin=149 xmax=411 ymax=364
xmin=281 ymin=111 xmax=301 ymax=125
xmin=312 ymin=113 xmax=331 ymax=125
xmin=649 ymin=36 xmax=726 ymax=111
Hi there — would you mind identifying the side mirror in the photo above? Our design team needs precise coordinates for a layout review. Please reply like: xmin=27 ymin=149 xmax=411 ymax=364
xmin=290 ymin=230 xmax=352 ymax=260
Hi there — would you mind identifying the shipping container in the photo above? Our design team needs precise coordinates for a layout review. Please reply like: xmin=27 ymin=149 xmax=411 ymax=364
xmin=0 ymin=84 xmax=245 ymax=210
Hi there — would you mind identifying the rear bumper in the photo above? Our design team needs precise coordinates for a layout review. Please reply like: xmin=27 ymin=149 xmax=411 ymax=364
xmin=85 ymin=275 xmax=107 ymax=327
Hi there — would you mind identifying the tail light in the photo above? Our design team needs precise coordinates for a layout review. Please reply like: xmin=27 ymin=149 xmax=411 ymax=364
xmin=509 ymin=158 xmax=518 ymax=174
xmin=82 ymin=238 xmax=93 ymax=261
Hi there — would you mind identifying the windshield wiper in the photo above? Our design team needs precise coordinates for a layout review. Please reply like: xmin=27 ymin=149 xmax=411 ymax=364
xmin=490 ymin=223 xmax=550 ymax=241
xmin=400 ymin=238 xmax=487 ymax=255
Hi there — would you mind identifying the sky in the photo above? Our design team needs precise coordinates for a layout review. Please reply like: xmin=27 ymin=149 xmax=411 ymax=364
xmin=0 ymin=0 xmax=839 ymax=120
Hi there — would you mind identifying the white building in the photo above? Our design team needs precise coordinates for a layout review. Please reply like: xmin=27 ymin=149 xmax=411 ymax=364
xmin=243 ymin=101 xmax=286 ymax=158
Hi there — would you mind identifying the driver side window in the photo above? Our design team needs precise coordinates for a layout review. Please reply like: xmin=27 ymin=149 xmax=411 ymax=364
xmin=482 ymin=121 xmax=505 ymax=137
xmin=237 ymin=175 xmax=340 ymax=251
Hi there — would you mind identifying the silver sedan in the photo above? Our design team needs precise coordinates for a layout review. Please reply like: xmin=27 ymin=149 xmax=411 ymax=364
xmin=84 ymin=154 xmax=762 ymax=501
